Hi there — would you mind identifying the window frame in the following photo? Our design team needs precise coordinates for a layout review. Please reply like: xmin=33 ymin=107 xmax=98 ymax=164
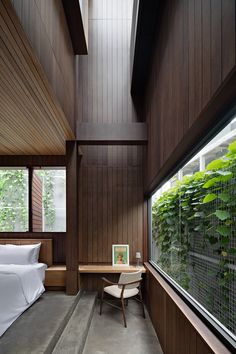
xmin=148 ymin=111 xmax=236 ymax=353
xmin=0 ymin=166 xmax=66 ymax=234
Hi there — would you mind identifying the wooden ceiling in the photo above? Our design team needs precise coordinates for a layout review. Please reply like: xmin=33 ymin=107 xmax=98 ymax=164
xmin=0 ymin=0 xmax=74 ymax=155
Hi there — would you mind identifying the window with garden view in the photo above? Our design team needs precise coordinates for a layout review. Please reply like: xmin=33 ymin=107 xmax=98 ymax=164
xmin=33 ymin=169 xmax=66 ymax=232
xmin=0 ymin=168 xmax=66 ymax=232
xmin=0 ymin=169 xmax=28 ymax=231
xmin=151 ymin=118 xmax=236 ymax=341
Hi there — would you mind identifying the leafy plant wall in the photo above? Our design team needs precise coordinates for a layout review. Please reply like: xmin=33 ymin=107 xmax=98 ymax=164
xmin=152 ymin=141 xmax=236 ymax=335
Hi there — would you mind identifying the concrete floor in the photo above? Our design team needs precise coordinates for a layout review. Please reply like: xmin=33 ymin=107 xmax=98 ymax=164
xmin=83 ymin=299 xmax=163 ymax=354
xmin=0 ymin=292 xmax=78 ymax=354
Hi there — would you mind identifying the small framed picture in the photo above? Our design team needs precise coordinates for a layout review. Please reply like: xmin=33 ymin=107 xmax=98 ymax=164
xmin=112 ymin=244 xmax=129 ymax=266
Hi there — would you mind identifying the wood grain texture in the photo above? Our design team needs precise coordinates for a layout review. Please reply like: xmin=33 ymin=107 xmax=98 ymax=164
xmin=32 ymin=172 xmax=42 ymax=232
xmin=66 ymin=141 xmax=79 ymax=294
xmin=144 ymin=0 xmax=236 ymax=193
xmin=145 ymin=263 xmax=231 ymax=354
xmin=0 ymin=0 xmax=74 ymax=155
xmin=77 ymin=0 xmax=146 ymax=268
xmin=11 ymin=0 xmax=76 ymax=132
xmin=79 ymin=265 xmax=146 ymax=273
xmin=0 ymin=155 xmax=66 ymax=166
xmin=45 ymin=265 xmax=66 ymax=287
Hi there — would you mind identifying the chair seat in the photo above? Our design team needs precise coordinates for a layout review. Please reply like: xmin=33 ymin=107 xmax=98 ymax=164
xmin=104 ymin=285 xmax=139 ymax=299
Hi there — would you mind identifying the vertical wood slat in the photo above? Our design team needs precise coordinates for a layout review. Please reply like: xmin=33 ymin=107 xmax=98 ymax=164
xmin=145 ymin=0 xmax=236 ymax=193
xmin=78 ymin=0 xmax=145 ymax=272
xmin=66 ymin=141 xmax=79 ymax=295
xmin=146 ymin=265 xmax=230 ymax=354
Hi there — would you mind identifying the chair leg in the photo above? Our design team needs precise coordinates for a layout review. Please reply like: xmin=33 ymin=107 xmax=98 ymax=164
xmin=121 ymin=298 xmax=127 ymax=327
xmin=100 ymin=289 xmax=104 ymax=315
xmin=139 ymin=288 xmax=145 ymax=319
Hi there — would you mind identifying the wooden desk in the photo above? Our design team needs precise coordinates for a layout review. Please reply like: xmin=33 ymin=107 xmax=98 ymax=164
xmin=78 ymin=265 xmax=146 ymax=273
xmin=78 ymin=265 xmax=146 ymax=291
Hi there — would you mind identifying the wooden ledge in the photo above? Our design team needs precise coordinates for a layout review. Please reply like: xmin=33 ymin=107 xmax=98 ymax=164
xmin=78 ymin=265 xmax=146 ymax=274
xmin=145 ymin=262 xmax=231 ymax=354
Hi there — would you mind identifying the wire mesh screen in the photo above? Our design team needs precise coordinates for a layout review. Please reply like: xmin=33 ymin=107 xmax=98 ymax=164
xmin=152 ymin=139 xmax=236 ymax=339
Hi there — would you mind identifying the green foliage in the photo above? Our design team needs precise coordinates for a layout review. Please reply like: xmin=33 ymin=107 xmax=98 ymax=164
xmin=0 ymin=170 xmax=28 ymax=231
xmin=36 ymin=171 xmax=56 ymax=231
xmin=0 ymin=170 xmax=56 ymax=232
xmin=152 ymin=140 xmax=236 ymax=329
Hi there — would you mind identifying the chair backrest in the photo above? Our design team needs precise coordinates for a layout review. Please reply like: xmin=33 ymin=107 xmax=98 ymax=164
xmin=118 ymin=270 xmax=142 ymax=289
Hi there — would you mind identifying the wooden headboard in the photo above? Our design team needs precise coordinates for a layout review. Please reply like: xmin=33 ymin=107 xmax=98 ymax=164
xmin=0 ymin=239 xmax=53 ymax=266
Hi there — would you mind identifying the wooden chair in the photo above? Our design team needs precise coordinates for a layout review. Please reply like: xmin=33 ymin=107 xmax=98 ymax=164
xmin=100 ymin=270 xmax=145 ymax=327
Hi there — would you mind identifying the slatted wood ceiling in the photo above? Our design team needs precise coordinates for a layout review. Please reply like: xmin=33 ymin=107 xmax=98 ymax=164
xmin=10 ymin=0 xmax=76 ymax=132
xmin=78 ymin=0 xmax=146 ymax=265
xmin=0 ymin=0 xmax=74 ymax=155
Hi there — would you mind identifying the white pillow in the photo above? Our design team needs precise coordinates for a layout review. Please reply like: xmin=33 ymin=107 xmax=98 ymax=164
xmin=0 ymin=244 xmax=35 ymax=265
xmin=6 ymin=243 xmax=41 ymax=264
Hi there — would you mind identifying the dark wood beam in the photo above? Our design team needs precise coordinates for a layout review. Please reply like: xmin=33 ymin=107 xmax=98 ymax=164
xmin=66 ymin=141 xmax=79 ymax=295
xmin=131 ymin=0 xmax=163 ymax=97
xmin=76 ymin=123 xmax=147 ymax=145
xmin=0 ymin=155 xmax=66 ymax=167
xmin=62 ymin=0 xmax=88 ymax=55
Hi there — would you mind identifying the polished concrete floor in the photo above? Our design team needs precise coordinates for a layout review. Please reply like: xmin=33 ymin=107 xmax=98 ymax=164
xmin=0 ymin=292 xmax=78 ymax=354
xmin=83 ymin=299 xmax=163 ymax=354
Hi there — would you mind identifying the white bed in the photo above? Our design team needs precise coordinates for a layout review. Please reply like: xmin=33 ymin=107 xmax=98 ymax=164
xmin=0 ymin=244 xmax=48 ymax=337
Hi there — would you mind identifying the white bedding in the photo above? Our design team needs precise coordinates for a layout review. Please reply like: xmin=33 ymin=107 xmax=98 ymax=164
xmin=0 ymin=264 xmax=46 ymax=336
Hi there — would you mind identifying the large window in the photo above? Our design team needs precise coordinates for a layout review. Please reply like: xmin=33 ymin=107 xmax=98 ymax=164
xmin=0 ymin=169 xmax=28 ymax=231
xmin=0 ymin=167 xmax=66 ymax=232
xmin=151 ymin=117 xmax=236 ymax=342
xmin=33 ymin=169 xmax=66 ymax=232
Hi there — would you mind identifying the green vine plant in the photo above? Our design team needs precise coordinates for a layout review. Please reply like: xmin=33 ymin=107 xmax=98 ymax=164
xmin=0 ymin=170 xmax=28 ymax=231
xmin=0 ymin=170 xmax=56 ymax=232
xmin=152 ymin=140 xmax=236 ymax=332
xmin=36 ymin=170 xmax=56 ymax=231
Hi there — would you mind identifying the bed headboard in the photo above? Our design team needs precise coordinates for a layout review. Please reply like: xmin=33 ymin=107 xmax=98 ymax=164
xmin=0 ymin=239 xmax=53 ymax=266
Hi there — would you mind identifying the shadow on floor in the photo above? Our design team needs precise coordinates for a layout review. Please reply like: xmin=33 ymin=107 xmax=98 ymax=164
xmin=83 ymin=299 xmax=163 ymax=354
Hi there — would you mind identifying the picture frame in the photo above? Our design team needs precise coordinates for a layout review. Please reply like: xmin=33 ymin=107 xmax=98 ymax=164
xmin=112 ymin=244 xmax=129 ymax=266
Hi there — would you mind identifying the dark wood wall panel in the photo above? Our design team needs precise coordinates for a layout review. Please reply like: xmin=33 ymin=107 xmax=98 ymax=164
xmin=32 ymin=172 xmax=42 ymax=232
xmin=145 ymin=0 xmax=236 ymax=192
xmin=79 ymin=145 xmax=144 ymax=264
xmin=77 ymin=0 xmax=145 ymax=266
xmin=11 ymin=0 xmax=76 ymax=132
xmin=146 ymin=264 xmax=231 ymax=354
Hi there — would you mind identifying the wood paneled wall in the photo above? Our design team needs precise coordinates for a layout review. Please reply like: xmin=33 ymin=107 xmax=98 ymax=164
xmin=32 ymin=173 xmax=43 ymax=232
xmin=77 ymin=0 xmax=146 ymax=265
xmin=79 ymin=145 xmax=144 ymax=264
xmin=145 ymin=0 xmax=236 ymax=193
xmin=145 ymin=264 xmax=231 ymax=354
xmin=11 ymin=0 xmax=76 ymax=132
